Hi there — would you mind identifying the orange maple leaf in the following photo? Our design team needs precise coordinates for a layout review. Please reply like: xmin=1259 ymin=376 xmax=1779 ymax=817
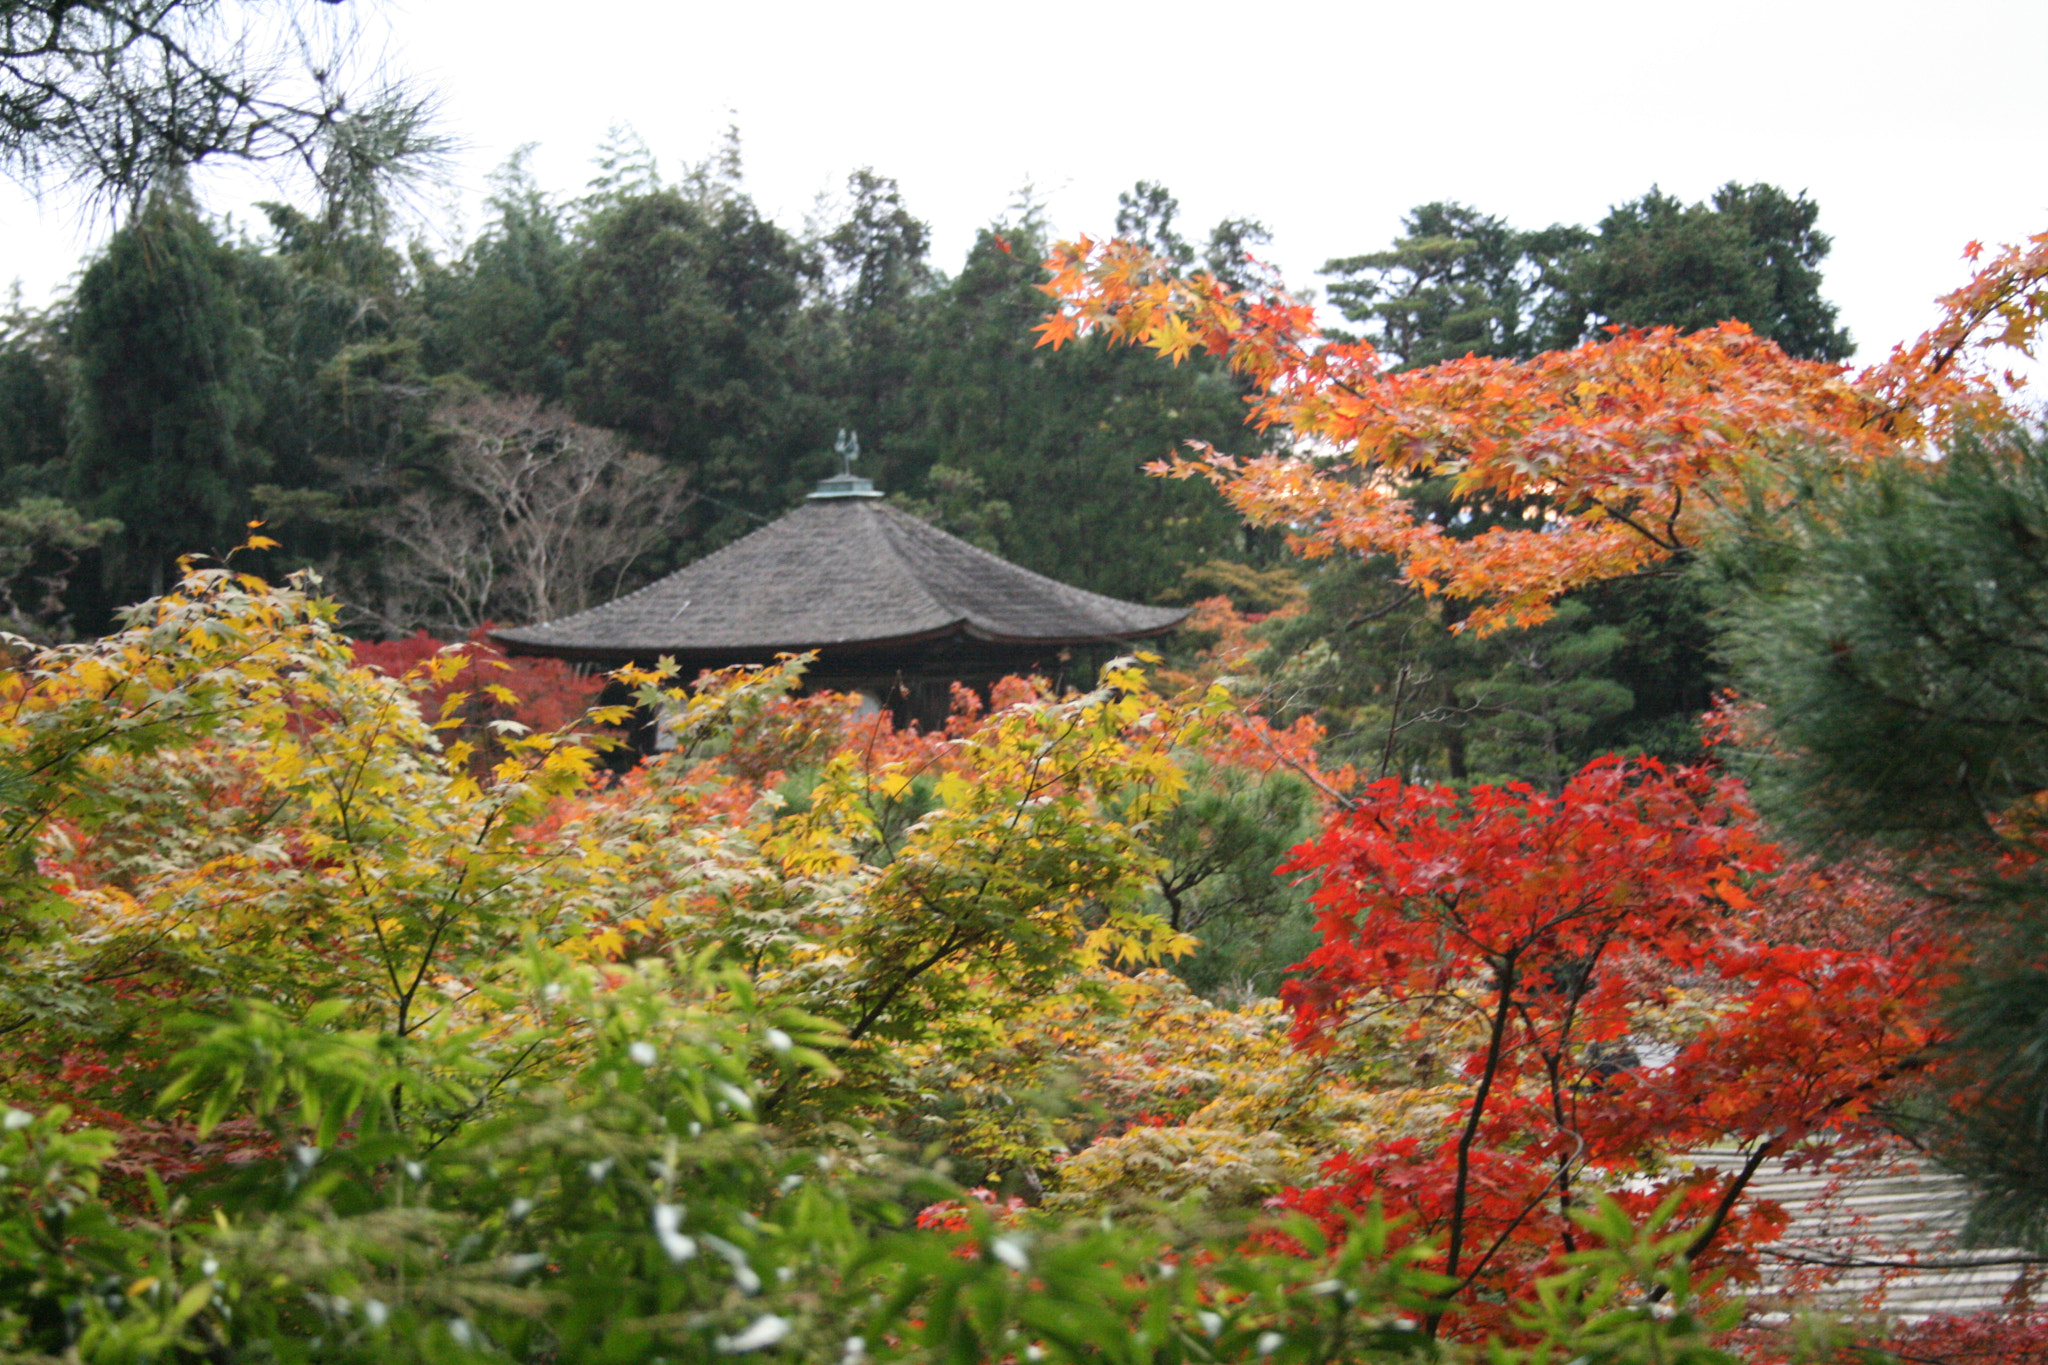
xmin=1032 ymin=311 xmax=1078 ymax=351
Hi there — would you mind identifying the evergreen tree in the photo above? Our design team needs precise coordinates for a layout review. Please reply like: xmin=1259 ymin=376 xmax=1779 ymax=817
xmin=66 ymin=190 xmax=267 ymax=602
xmin=1322 ymin=202 xmax=1588 ymax=368
xmin=0 ymin=0 xmax=441 ymax=205
xmin=0 ymin=299 xmax=68 ymax=500
xmin=224 ymin=153 xmax=449 ymax=618
xmin=245 ymin=196 xmax=429 ymax=484
xmin=552 ymin=178 xmax=828 ymax=553
xmin=1199 ymin=215 xmax=1277 ymax=297
xmin=1569 ymin=569 xmax=1718 ymax=763
xmin=1252 ymin=557 xmax=1643 ymax=790
xmin=1149 ymin=757 xmax=1319 ymax=998
xmin=419 ymin=148 xmax=575 ymax=403
xmin=1113 ymin=180 xmax=1196 ymax=270
xmin=1544 ymin=183 xmax=1853 ymax=361
xmin=1323 ymin=186 xmax=1850 ymax=369
xmin=1718 ymin=426 xmax=2048 ymax=849
xmin=907 ymin=197 xmax=1255 ymax=604
xmin=1459 ymin=599 xmax=1634 ymax=790
xmin=1716 ymin=423 xmax=2048 ymax=1247
xmin=819 ymin=168 xmax=935 ymax=493
xmin=0 ymin=495 xmax=120 ymax=639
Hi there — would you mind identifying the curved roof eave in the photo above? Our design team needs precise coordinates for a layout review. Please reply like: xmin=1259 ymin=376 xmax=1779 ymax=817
xmin=485 ymin=500 xmax=1190 ymax=661
xmin=490 ymin=611 xmax=1191 ymax=665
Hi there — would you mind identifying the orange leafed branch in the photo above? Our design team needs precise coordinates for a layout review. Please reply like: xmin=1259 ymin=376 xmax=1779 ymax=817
xmin=1863 ymin=229 xmax=2048 ymax=439
xmin=1039 ymin=229 xmax=2044 ymax=632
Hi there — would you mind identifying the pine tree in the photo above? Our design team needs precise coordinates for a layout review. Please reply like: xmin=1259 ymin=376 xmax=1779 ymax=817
xmin=1545 ymin=183 xmax=1853 ymax=361
xmin=1717 ymin=422 xmax=2048 ymax=1247
xmin=1322 ymin=202 xmax=1587 ymax=368
xmin=0 ymin=0 xmax=441 ymax=205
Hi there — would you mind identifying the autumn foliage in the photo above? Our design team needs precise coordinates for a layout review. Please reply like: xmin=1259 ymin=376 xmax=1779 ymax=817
xmin=2 ymin=224 xmax=2043 ymax=1360
xmin=1863 ymin=228 xmax=2048 ymax=433
xmin=1272 ymin=758 xmax=1950 ymax=1339
xmin=1037 ymin=228 xmax=2046 ymax=633
xmin=1013 ymin=221 xmax=2048 ymax=1354
xmin=350 ymin=625 xmax=607 ymax=773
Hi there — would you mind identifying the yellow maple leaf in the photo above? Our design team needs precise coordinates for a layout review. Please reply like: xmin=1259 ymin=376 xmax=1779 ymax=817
xmin=1145 ymin=313 xmax=1197 ymax=366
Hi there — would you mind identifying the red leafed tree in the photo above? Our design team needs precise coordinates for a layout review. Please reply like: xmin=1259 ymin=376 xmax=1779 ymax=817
xmin=1884 ymin=1312 xmax=2048 ymax=1365
xmin=1278 ymin=756 xmax=1950 ymax=1340
xmin=350 ymin=627 xmax=606 ymax=774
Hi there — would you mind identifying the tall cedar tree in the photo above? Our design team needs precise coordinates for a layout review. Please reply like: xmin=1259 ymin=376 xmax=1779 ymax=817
xmin=66 ymin=191 xmax=266 ymax=603
xmin=821 ymin=168 xmax=935 ymax=493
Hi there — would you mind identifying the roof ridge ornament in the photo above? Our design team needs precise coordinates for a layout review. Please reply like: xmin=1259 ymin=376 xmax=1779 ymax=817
xmin=811 ymin=428 xmax=882 ymax=500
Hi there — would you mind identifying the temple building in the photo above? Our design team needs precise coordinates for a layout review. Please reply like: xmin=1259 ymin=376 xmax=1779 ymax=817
xmin=489 ymin=443 xmax=1185 ymax=728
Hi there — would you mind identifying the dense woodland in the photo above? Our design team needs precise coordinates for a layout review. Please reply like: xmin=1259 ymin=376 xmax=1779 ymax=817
xmin=4 ymin=4 xmax=2048 ymax=1362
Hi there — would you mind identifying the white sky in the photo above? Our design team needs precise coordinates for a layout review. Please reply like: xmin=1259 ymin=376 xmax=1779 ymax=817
xmin=3 ymin=0 xmax=2044 ymax=373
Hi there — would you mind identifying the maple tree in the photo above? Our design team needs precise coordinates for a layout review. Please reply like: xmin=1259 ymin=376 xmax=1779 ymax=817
xmin=0 ymin=554 xmax=1712 ymax=1362
xmin=10 ymin=236 xmax=2044 ymax=1365
xmin=1862 ymin=229 xmax=2048 ymax=434
xmin=1036 ymin=226 xmax=2046 ymax=633
xmin=350 ymin=625 xmax=607 ymax=775
xmin=0 ymin=548 xmax=1977 ymax=1361
xmin=1273 ymin=757 xmax=1950 ymax=1342
xmin=1028 ymin=226 xmax=2048 ymax=1352
xmin=1277 ymin=757 xmax=1949 ymax=1342
xmin=0 ymin=547 xmax=1250 ymax=1166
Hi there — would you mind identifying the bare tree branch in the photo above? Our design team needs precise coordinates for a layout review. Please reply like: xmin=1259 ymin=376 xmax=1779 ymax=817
xmin=376 ymin=395 xmax=692 ymax=633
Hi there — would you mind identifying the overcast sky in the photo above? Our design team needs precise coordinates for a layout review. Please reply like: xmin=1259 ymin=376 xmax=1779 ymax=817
xmin=4 ymin=0 xmax=2044 ymax=373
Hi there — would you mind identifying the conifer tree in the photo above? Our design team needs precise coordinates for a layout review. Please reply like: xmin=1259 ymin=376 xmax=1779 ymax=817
xmin=0 ymin=302 xmax=67 ymax=500
xmin=1546 ymin=183 xmax=1854 ymax=361
xmin=908 ymin=191 xmax=1258 ymax=604
xmin=819 ymin=168 xmax=935 ymax=492
xmin=66 ymin=189 xmax=266 ymax=601
xmin=422 ymin=149 xmax=576 ymax=403
xmin=553 ymin=172 xmax=827 ymax=553
xmin=1717 ymin=422 xmax=2048 ymax=1247
xmin=1322 ymin=202 xmax=1586 ymax=368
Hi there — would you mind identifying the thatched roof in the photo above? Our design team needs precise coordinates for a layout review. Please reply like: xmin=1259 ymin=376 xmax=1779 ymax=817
xmin=489 ymin=497 xmax=1186 ymax=664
